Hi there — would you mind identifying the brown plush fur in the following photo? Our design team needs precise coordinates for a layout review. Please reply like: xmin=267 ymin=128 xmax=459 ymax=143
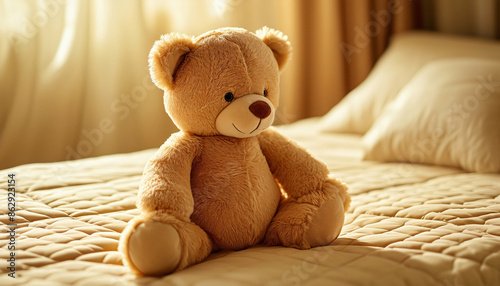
xmin=119 ymin=27 xmax=350 ymax=276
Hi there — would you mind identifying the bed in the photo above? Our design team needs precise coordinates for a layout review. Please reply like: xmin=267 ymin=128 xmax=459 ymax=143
xmin=1 ymin=31 xmax=500 ymax=285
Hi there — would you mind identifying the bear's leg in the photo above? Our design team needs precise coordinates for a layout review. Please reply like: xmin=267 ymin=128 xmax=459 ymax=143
xmin=264 ymin=176 xmax=350 ymax=249
xmin=119 ymin=213 xmax=213 ymax=276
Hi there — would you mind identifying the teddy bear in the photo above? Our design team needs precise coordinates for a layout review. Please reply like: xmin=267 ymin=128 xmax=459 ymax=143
xmin=118 ymin=27 xmax=350 ymax=276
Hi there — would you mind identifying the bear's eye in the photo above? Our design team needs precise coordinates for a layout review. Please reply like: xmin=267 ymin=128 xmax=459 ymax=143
xmin=224 ymin=92 xmax=234 ymax=102
xmin=263 ymin=89 xmax=268 ymax=97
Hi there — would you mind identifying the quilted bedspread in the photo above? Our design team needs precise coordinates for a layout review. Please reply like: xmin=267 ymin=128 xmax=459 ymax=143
xmin=1 ymin=119 xmax=500 ymax=286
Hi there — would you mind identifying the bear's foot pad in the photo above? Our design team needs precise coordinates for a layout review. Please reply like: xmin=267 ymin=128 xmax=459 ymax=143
xmin=305 ymin=196 xmax=345 ymax=248
xmin=129 ymin=221 xmax=181 ymax=276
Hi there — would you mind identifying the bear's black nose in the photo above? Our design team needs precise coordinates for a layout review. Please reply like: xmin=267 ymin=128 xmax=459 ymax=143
xmin=249 ymin=101 xmax=271 ymax=119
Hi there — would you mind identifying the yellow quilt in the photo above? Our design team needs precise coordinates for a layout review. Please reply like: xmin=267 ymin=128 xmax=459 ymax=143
xmin=1 ymin=120 xmax=499 ymax=285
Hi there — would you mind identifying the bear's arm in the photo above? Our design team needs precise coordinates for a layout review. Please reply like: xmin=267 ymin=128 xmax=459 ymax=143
xmin=136 ymin=131 xmax=201 ymax=221
xmin=257 ymin=127 xmax=331 ymax=202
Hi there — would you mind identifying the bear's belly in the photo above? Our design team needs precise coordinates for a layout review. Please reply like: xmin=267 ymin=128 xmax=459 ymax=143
xmin=190 ymin=137 xmax=280 ymax=250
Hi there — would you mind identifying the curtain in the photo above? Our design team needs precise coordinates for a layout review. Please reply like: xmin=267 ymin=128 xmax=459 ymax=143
xmin=421 ymin=0 xmax=500 ymax=39
xmin=1 ymin=0 xmax=174 ymax=169
xmin=280 ymin=0 xmax=419 ymax=122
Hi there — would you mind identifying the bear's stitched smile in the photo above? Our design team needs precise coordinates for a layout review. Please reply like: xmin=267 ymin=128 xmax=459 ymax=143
xmin=232 ymin=119 xmax=262 ymax=135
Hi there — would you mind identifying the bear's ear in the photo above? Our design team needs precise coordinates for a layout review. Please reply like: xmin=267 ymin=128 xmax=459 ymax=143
xmin=256 ymin=27 xmax=292 ymax=72
xmin=149 ymin=33 xmax=195 ymax=90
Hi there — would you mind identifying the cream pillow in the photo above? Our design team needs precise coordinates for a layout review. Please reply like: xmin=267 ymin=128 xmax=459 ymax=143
xmin=319 ymin=31 xmax=500 ymax=134
xmin=362 ymin=58 xmax=500 ymax=173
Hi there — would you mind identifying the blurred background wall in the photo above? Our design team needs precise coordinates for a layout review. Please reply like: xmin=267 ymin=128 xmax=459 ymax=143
xmin=0 ymin=0 xmax=498 ymax=169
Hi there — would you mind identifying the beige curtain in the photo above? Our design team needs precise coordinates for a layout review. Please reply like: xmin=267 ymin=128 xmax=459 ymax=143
xmin=0 ymin=0 xmax=420 ymax=168
xmin=1 ymin=0 xmax=173 ymax=169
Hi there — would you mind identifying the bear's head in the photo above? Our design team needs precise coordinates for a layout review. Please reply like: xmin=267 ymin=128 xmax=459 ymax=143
xmin=149 ymin=27 xmax=292 ymax=138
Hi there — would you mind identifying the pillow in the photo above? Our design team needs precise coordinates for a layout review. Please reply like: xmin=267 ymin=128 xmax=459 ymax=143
xmin=362 ymin=58 xmax=500 ymax=173
xmin=318 ymin=31 xmax=500 ymax=134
